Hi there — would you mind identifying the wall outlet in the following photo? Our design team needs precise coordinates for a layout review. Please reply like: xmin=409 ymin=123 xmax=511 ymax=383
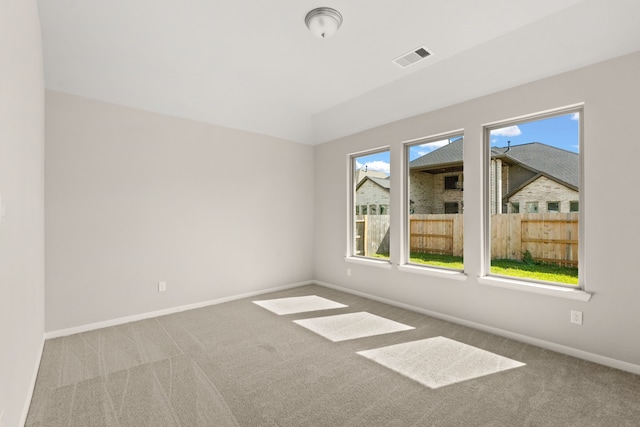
xmin=347 ymin=268 xmax=352 ymax=277
xmin=570 ymin=310 xmax=583 ymax=325
xmin=158 ymin=281 xmax=167 ymax=292
xmin=0 ymin=408 xmax=4 ymax=427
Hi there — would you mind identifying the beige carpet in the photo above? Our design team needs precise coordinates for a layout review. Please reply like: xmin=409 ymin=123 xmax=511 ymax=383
xmin=358 ymin=336 xmax=526 ymax=389
xmin=26 ymin=284 xmax=640 ymax=426
xmin=293 ymin=311 xmax=415 ymax=342
xmin=252 ymin=295 xmax=347 ymax=315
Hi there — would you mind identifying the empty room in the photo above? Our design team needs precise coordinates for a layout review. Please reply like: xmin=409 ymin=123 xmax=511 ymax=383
xmin=2 ymin=0 xmax=640 ymax=425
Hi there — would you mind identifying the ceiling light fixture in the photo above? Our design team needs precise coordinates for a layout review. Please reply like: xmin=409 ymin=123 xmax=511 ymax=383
xmin=305 ymin=7 xmax=343 ymax=39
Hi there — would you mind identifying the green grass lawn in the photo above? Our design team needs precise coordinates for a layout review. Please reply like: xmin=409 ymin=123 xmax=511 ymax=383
xmin=409 ymin=252 xmax=464 ymax=270
xmin=408 ymin=252 xmax=578 ymax=285
xmin=490 ymin=259 xmax=578 ymax=285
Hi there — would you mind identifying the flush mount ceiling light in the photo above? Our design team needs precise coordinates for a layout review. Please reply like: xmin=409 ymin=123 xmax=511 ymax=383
xmin=305 ymin=7 xmax=343 ymax=39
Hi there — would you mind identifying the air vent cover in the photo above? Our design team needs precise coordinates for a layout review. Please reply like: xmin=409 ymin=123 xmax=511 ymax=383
xmin=393 ymin=46 xmax=433 ymax=69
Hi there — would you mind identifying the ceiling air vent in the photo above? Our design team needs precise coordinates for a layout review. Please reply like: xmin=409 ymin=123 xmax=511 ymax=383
xmin=393 ymin=46 xmax=432 ymax=69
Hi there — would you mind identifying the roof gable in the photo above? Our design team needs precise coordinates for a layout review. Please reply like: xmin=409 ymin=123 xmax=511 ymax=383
xmin=494 ymin=142 xmax=579 ymax=188
xmin=356 ymin=176 xmax=390 ymax=192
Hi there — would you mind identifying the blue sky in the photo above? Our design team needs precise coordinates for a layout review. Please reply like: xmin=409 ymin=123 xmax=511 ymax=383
xmin=356 ymin=112 xmax=580 ymax=173
xmin=489 ymin=112 xmax=579 ymax=153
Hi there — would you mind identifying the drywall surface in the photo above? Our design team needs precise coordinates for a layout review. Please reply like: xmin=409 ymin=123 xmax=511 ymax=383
xmin=314 ymin=52 xmax=640 ymax=367
xmin=45 ymin=92 xmax=315 ymax=331
xmin=311 ymin=0 xmax=640 ymax=145
xmin=0 ymin=0 xmax=46 ymax=425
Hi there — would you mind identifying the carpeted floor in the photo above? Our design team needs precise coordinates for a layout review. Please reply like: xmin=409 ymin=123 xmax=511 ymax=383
xmin=27 ymin=284 xmax=640 ymax=426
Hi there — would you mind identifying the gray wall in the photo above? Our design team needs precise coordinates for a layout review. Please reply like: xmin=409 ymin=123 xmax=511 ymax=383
xmin=45 ymin=92 xmax=315 ymax=331
xmin=314 ymin=52 xmax=640 ymax=367
xmin=0 ymin=0 xmax=46 ymax=425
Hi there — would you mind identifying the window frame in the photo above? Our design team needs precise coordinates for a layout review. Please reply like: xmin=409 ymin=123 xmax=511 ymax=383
xmin=401 ymin=130 xmax=465 ymax=274
xmin=346 ymin=146 xmax=392 ymax=264
xmin=482 ymin=106 xmax=585 ymax=291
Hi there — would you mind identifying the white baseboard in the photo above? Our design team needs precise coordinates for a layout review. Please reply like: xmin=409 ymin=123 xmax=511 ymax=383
xmin=21 ymin=334 xmax=45 ymax=427
xmin=45 ymin=281 xmax=313 ymax=339
xmin=315 ymin=280 xmax=640 ymax=376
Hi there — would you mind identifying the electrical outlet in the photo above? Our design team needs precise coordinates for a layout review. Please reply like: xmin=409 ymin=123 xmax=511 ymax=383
xmin=158 ymin=281 xmax=167 ymax=292
xmin=0 ymin=408 xmax=4 ymax=427
xmin=347 ymin=268 xmax=352 ymax=277
xmin=570 ymin=310 xmax=583 ymax=325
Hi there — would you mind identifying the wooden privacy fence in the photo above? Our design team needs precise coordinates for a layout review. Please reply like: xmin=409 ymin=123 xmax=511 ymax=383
xmin=491 ymin=212 xmax=578 ymax=266
xmin=357 ymin=213 xmax=578 ymax=266
xmin=410 ymin=214 xmax=463 ymax=257
xmin=355 ymin=215 xmax=390 ymax=256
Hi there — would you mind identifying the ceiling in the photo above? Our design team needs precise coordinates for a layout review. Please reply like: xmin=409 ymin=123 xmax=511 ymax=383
xmin=37 ymin=0 xmax=640 ymax=144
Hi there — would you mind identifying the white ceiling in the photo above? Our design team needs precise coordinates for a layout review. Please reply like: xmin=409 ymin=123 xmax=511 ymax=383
xmin=37 ymin=0 xmax=640 ymax=144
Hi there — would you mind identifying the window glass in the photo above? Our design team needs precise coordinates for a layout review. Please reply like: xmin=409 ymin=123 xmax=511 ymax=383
xmin=406 ymin=135 xmax=464 ymax=271
xmin=570 ymin=201 xmax=579 ymax=212
xmin=352 ymin=150 xmax=390 ymax=259
xmin=488 ymin=111 xmax=580 ymax=286
xmin=526 ymin=202 xmax=539 ymax=213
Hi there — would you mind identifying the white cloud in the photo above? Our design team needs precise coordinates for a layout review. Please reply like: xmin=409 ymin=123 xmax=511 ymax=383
xmin=362 ymin=160 xmax=390 ymax=175
xmin=413 ymin=139 xmax=450 ymax=157
xmin=571 ymin=112 xmax=580 ymax=121
xmin=422 ymin=139 xmax=449 ymax=149
xmin=490 ymin=125 xmax=522 ymax=137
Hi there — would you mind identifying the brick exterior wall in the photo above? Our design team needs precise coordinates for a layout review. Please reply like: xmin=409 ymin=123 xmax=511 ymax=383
xmin=508 ymin=175 xmax=579 ymax=213
xmin=355 ymin=179 xmax=390 ymax=213
xmin=409 ymin=171 xmax=463 ymax=214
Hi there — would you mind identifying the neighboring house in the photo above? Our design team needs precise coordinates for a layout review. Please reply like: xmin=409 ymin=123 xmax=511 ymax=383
xmin=355 ymin=175 xmax=390 ymax=215
xmin=409 ymin=139 xmax=579 ymax=214
xmin=354 ymin=167 xmax=388 ymax=184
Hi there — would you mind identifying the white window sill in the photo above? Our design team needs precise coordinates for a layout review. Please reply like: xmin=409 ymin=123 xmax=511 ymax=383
xmin=398 ymin=264 xmax=468 ymax=282
xmin=477 ymin=276 xmax=592 ymax=301
xmin=345 ymin=256 xmax=392 ymax=269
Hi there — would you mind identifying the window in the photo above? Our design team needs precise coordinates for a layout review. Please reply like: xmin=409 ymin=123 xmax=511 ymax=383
xmin=444 ymin=202 xmax=459 ymax=214
xmin=570 ymin=201 xmax=579 ymax=212
xmin=444 ymin=175 xmax=460 ymax=190
xmin=351 ymin=149 xmax=390 ymax=260
xmin=405 ymin=134 xmax=464 ymax=271
xmin=486 ymin=109 xmax=581 ymax=287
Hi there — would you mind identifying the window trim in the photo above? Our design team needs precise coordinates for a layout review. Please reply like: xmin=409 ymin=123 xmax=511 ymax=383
xmin=482 ymin=105 xmax=586 ymax=291
xmin=401 ymin=130 xmax=465 ymax=271
xmin=346 ymin=146 xmax=391 ymax=262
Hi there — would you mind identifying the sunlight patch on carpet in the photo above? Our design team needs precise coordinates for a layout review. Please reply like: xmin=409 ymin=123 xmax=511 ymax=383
xmin=252 ymin=295 xmax=347 ymax=315
xmin=293 ymin=312 xmax=414 ymax=342
xmin=357 ymin=336 xmax=525 ymax=389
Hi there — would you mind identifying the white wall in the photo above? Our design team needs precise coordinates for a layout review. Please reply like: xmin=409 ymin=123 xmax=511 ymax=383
xmin=45 ymin=92 xmax=315 ymax=332
xmin=0 ymin=0 xmax=46 ymax=425
xmin=314 ymin=52 xmax=640 ymax=368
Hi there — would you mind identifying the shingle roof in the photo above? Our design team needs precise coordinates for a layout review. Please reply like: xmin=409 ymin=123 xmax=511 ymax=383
xmin=409 ymin=138 xmax=464 ymax=168
xmin=494 ymin=142 xmax=579 ymax=188
xmin=356 ymin=176 xmax=390 ymax=191
xmin=410 ymin=139 xmax=579 ymax=189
